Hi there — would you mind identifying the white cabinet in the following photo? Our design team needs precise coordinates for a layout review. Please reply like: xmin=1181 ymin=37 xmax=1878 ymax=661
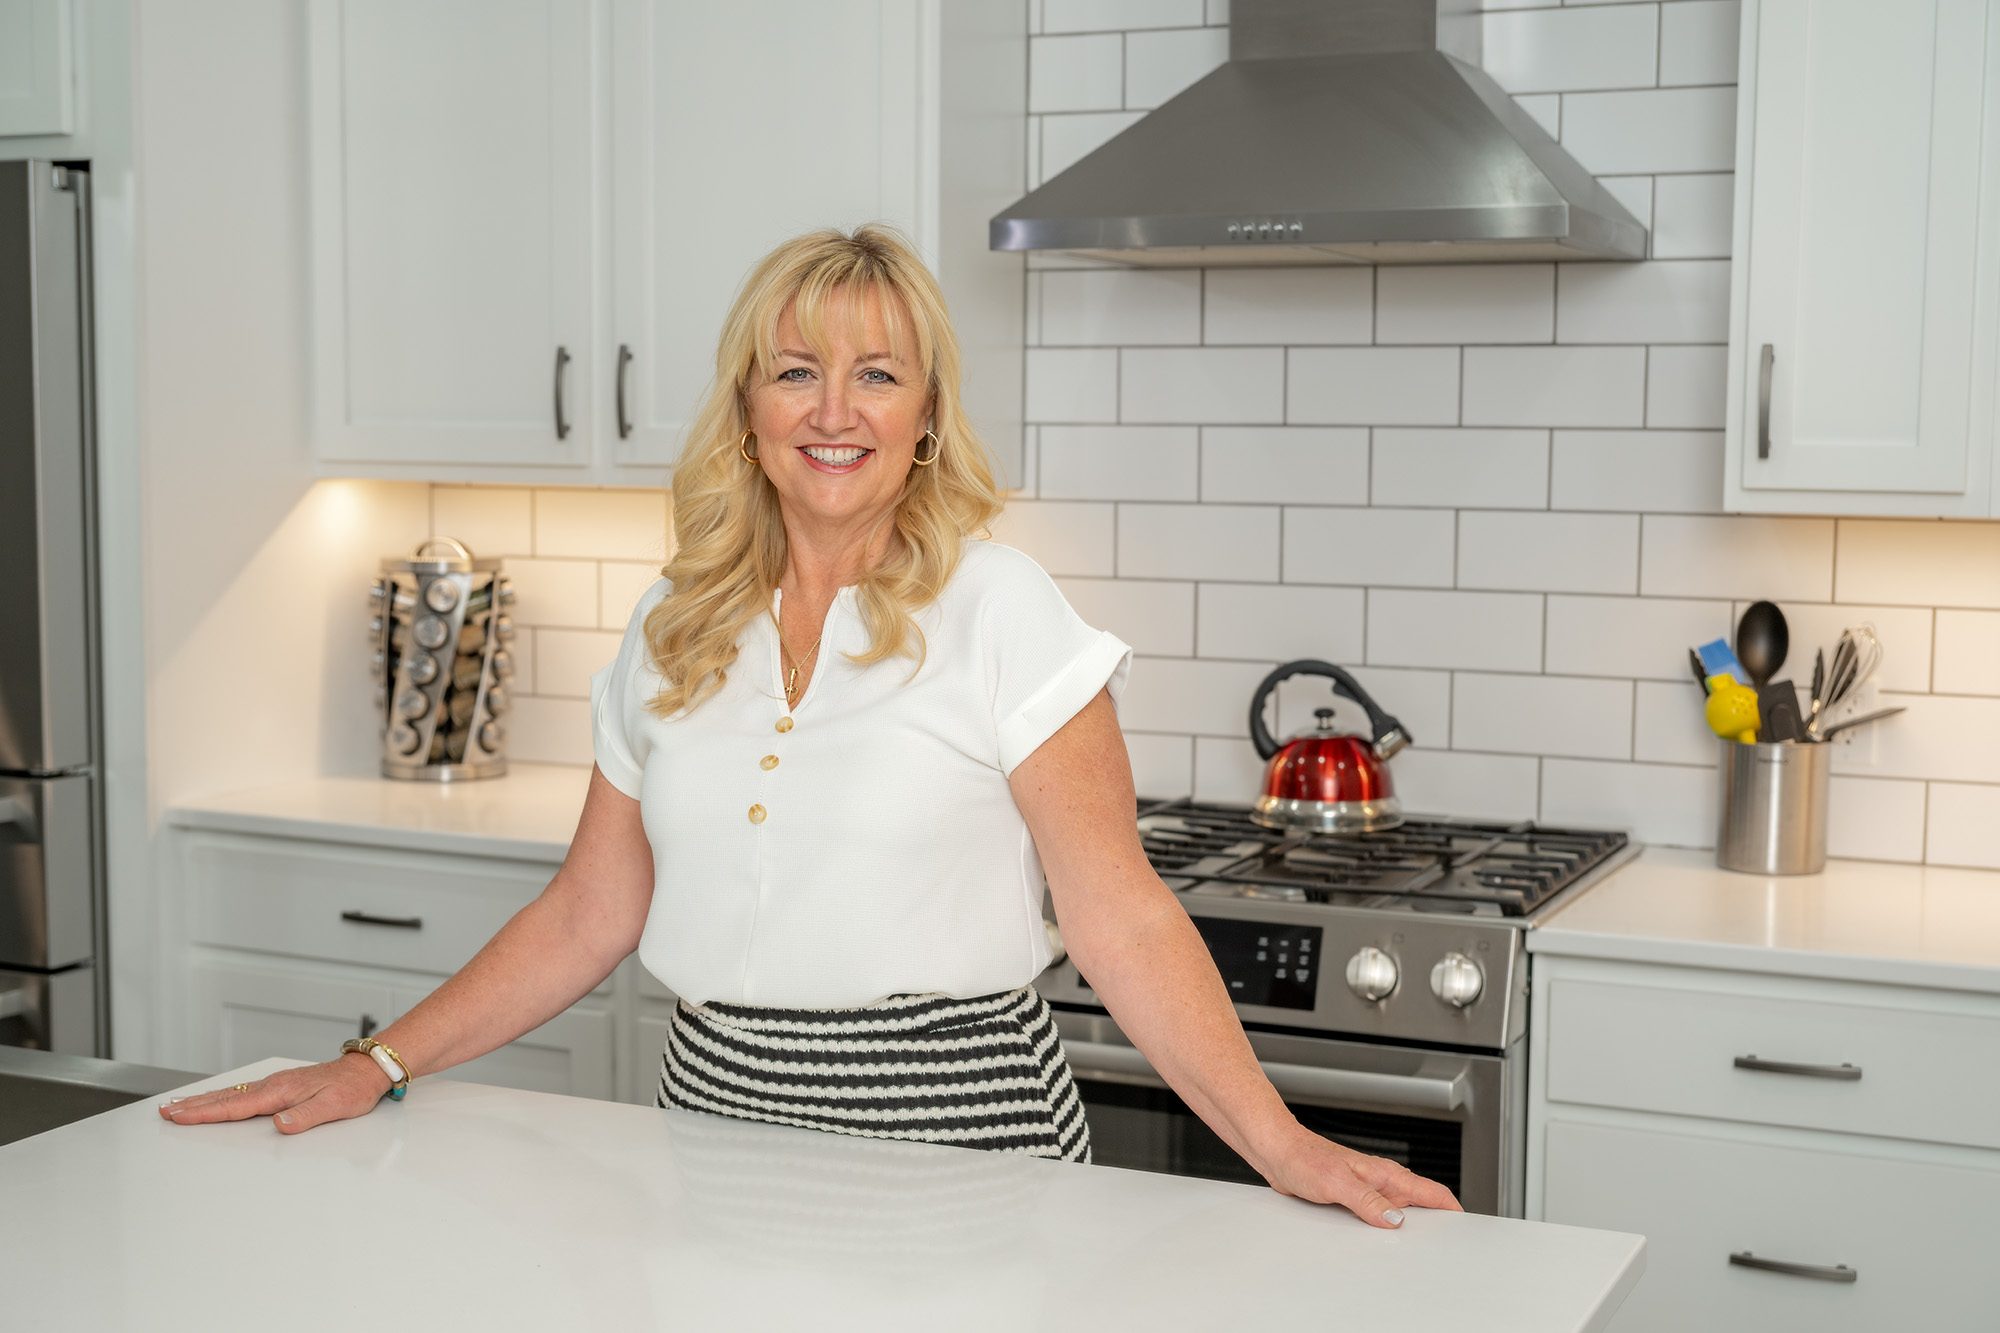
xmin=389 ymin=984 xmax=616 ymax=1100
xmin=1528 ymin=955 xmax=2000 ymax=1330
xmin=1725 ymin=0 xmax=2000 ymax=516
xmin=310 ymin=0 xmax=1027 ymax=488
xmin=307 ymin=0 xmax=596 ymax=470
xmin=188 ymin=960 xmax=394 ymax=1075
xmin=0 ymin=0 xmax=75 ymax=137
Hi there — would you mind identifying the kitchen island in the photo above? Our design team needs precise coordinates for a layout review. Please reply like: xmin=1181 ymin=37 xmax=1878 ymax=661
xmin=0 ymin=1057 xmax=1644 ymax=1331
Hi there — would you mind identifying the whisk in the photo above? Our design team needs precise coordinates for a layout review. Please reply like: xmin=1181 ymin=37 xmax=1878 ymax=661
xmin=1806 ymin=623 xmax=1882 ymax=738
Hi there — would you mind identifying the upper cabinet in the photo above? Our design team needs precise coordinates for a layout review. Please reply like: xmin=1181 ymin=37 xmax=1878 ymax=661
xmin=1725 ymin=0 xmax=2000 ymax=517
xmin=308 ymin=0 xmax=1026 ymax=489
xmin=0 ymin=0 xmax=74 ymax=137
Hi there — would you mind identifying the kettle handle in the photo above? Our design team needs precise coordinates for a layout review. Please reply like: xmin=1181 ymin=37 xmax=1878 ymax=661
xmin=1248 ymin=659 xmax=1412 ymax=761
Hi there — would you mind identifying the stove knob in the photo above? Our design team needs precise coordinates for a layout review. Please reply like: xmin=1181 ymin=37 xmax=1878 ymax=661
xmin=1430 ymin=952 xmax=1484 ymax=1008
xmin=1344 ymin=946 xmax=1398 ymax=1002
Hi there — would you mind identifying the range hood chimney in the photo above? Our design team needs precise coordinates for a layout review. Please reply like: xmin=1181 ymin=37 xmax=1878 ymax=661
xmin=991 ymin=0 xmax=1647 ymax=265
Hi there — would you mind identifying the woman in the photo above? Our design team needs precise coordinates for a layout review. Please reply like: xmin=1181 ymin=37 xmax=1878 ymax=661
xmin=161 ymin=225 xmax=1459 ymax=1229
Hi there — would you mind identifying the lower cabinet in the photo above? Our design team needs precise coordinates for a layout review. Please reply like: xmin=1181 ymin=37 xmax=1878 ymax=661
xmin=1528 ymin=954 xmax=2000 ymax=1331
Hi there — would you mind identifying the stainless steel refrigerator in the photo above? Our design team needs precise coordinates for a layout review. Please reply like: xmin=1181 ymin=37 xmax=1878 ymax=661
xmin=0 ymin=158 xmax=106 ymax=1056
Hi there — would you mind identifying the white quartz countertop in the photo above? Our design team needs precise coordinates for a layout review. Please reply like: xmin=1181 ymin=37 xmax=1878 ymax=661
xmin=1531 ymin=847 xmax=2000 ymax=992
xmin=165 ymin=763 xmax=589 ymax=861
xmin=0 ymin=1058 xmax=1643 ymax=1332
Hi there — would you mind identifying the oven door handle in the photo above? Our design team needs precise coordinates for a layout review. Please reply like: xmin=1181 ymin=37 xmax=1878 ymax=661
xmin=1063 ymin=1038 xmax=1469 ymax=1113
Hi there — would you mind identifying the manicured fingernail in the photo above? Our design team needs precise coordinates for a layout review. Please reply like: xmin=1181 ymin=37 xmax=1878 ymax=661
xmin=276 ymin=1113 xmax=291 ymax=1125
xmin=1383 ymin=1209 xmax=1405 ymax=1226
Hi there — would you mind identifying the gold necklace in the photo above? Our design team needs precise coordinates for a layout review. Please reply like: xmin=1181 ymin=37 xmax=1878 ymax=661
xmin=772 ymin=608 xmax=826 ymax=705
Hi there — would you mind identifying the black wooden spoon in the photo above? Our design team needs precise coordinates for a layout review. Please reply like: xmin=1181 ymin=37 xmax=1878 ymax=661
xmin=1734 ymin=600 xmax=1789 ymax=690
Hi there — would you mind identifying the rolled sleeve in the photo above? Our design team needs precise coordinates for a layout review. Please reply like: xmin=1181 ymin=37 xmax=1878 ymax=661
xmin=590 ymin=577 xmax=669 ymax=799
xmin=981 ymin=545 xmax=1134 ymax=778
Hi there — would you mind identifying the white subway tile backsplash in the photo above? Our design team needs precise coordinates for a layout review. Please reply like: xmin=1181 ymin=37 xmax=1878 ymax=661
xmin=599 ymin=560 xmax=662 ymax=630
xmin=1651 ymin=174 xmax=1735 ymax=259
xmin=1455 ymin=672 xmax=1633 ymax=759
xmin=991 ymin=501 xmax=1118 ymax=576
xmin=1026 ymin=347 xmax=1120 ymax=422
xmin=1039 ymin=111 xmax=1144 ymax=181
xmin=1040 ymin=425 xmax=1200 ymax=501
xmin=1372 ymin=429 xmax=1550 ymax=510
xmin=1201 ymin=427 xmax=1370 ymax=505
xmin=1463 ymin=346 xmax=1646 ymax=427
xmin=536 ymin=628 xmax=623 ymax=700
xmin=1284 ymin=507 xmax=1457 ymax=589
xmin=1551 ymin=430 xmax=1724 ymax=513
xmin=1557 ymin=260 xmax=1731 ymax=343
xmin=1193 ymin=735 xmax=1267 ymax=802
xmin=1925 ymin=784 xmax=2000 ymax=869
xmin=1935 ymin=611 xmax=2000 ymax=695
xmin=1827 ymin=776 xmax=1927 ymax=863
xmin=1640 ymin=515 xmax=1834 ymax=601
xmin=1393 ymin=750 xmax=1543 ymax=823
xmin=535 ymin=489 xmax=669 ymax=562
xmin=1367 ymin=589 xmax=1544 ymax=671
xmin=1545 ymin=594 xmax=1733 ymax=680
xmin=1042 ymin=269 xmax=1201 ymax=345
xmin=506 ymin=695 xmax=593 ymax=767
xmin=1562 ymin=87 xmax=1737 ymax=174
xmin=1832 ymin=694 xmax=2000 ymax=785
xmin=1197 ymin=582 xmax=1364 ymax=662
xmin=1118 ymin=656 xmax=1276 ymax=736
xmin=1203 ymin=268 xmax=1372 ymax=346
xmin=1513 ymin=94 xmax=1561 ymax=139
xmin=1598 ymin=176 xmax=1653 ymax=234
xmin=1645 ymin=345 xmax=1728 ymax=428
xmin=1274 ymin=667 xmax=1452 ymax=750
xmin=1835 ymin=520 xmax=2000 ymax=609
xmin=1459 ymin=511 xmax=1640 ymax=594
xmin=1480 ymin=4 xmax=1659 ymax=93
xmin=505 ymin=558 xmax=600 ymax=629
xmin=1124 ymin=26 xmax=1229 ymax=108
xmin=1058 ymin=576 xmax=1196 ymax=656
xmin=1044 ymin=0 xmax=1203 ymax=33
xmin=1659 ymin=0 xmax=1741 ymax=87
xmin=432 ymin=486 xmax=531 ymax=559
xmin=1287 ymin=348 xmax=1460 ymax=426
xmin=1126 ymin=731 xmax=1195 ymax=799
xmin=1123 ymin=348 xmax=1285 ymax=424
xmin=1118 ymin=503 xmax=1280 ymax=581
xmin=1375 ymin=265 xmax=1555 ymax=345
xmin=1541 ymin=759 xmax=1718 ymax=847
xmin=1029 ymin=34 xmax=1123 ymax=112
xmin=1748 ymin=602 xmax=1932 ymax=694
xmin=1633 ymin=680 xmax=1717 ymax=765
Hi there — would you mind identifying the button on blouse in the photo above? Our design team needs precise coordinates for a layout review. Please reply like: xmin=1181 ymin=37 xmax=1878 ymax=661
xmin=589 ymin=539 xmax=1133 ymax=1009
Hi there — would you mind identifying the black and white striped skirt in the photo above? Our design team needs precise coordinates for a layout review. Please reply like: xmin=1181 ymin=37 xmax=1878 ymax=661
xmin=655 ymin=985 xmax=1091 ymax=1162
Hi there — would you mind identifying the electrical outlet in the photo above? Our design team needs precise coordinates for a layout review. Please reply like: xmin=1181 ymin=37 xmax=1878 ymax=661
xmin=1829 ymin=679 xmax=1881 ymax=764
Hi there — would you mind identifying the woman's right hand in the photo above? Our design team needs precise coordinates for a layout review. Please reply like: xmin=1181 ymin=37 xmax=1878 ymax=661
xmin=156 ymin=1053 xmax=395 ymax=1134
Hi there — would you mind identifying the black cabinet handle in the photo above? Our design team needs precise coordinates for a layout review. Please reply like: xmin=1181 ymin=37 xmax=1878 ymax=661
xmin=616 ymin=343 xmax=634 ymax=439
xmin=1729 ymin=1251 xmax=1856 ymax=1284
xmin=1756 ymin=343 xmax=1774 ymax=459
xmin=341 ymin=910 xmax=423 ymax=930
xmin=554 ymin=344 xmax=572 ymax=440
xmin=359 ymin=1014 xmax=378 ymax=1039
xmin=1733 ymin=1054 xmax=1861 ymax=1081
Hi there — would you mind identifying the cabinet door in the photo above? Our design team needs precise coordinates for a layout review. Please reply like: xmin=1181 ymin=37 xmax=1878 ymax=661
xmin=629 ymin=1008 xmax=673 ymax=1107
xmin=1543 ymin=1118 xmax=2000 ymax=1332
xmin=188 ymin=960 xmax=394 ymax=1075
xmin=0 ymin=0 xmax=73 ymax=137
xmin=308 ymin=0 xmax=596 ymax=468
xmin=390 ymin=987 xmax=616 ymax=1101
xmin=607 ymin=0 xmax=923 ymax=469
xmin=1734 ymin=0 xmax=1998 ymax=504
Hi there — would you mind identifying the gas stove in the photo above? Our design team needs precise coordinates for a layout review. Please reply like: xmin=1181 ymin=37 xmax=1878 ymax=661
xmin=1039 ymin=798 xmax=1638 ymax=1052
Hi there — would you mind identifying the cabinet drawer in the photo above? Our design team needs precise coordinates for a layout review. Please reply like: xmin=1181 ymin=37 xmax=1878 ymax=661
xmin=1544 ymin=977 xmax=2000 ymax=1150
xmin=183 ymin=833 xmax=605 ymax=991
xmin=1543 ymin=1119 xmax=2000 ymax=1332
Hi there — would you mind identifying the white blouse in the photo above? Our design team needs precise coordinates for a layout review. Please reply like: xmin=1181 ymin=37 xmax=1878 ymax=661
xmin=589 ymin=538 xmax=1134 ymax=1009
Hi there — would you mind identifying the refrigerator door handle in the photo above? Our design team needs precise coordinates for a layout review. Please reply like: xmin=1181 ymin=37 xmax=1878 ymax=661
xmin=0 ymin=795 xmax=37 ymax=838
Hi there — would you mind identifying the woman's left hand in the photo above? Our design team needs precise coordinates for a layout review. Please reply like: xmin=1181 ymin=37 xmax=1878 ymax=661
xmin=1257 ymin=1127 xmax=1464 ymax=1228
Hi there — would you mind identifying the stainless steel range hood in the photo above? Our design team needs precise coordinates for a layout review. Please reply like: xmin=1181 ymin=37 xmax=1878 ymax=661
xmin=992 ymin=0 xmax=1647 ymax=266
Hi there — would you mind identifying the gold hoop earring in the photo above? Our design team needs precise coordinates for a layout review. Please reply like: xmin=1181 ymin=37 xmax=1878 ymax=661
xmin=739 ymin=430 xmax=760 ymax=463
xmin=912 ymin=429 xmax=940 ymax=467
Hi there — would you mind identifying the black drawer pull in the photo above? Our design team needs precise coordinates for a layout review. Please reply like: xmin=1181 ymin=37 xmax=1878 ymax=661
xmin=1733 ymin=1055 xmax=1862 ymax=1081
xmin=341 ymin=910 xmax=423 ymax=930
xmin=1729 ymin=1251 xmax=1857 ymax=1284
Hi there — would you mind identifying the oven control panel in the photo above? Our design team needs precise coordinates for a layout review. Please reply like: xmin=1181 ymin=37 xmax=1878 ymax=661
xmin=1191 ymin=918 xmax=1322 ymax=1010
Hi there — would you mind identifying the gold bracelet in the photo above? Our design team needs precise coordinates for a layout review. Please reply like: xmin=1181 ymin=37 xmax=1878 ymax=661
xmin=340 ymin=1037 xmax=412 ymax=1101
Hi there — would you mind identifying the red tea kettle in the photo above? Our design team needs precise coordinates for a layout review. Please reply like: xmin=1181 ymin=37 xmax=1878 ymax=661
xmin=1248 ymin=660 xmax=1412 ymax=833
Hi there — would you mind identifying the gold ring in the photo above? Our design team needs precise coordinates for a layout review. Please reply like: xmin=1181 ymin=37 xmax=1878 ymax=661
xmin=231 ymin=1083 xmax=251 ymax=1091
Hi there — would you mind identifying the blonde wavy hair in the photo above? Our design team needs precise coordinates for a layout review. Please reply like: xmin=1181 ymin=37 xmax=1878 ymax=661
xmin=641 ymin=224 xmax=1006 ymax=719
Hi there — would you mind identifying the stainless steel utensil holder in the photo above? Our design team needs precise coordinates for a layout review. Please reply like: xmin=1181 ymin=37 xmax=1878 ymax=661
xmin=369 ymin=537 xmax=516 ymax=782
xmin=1715 ymin=739 xmax=1829 ymax=875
